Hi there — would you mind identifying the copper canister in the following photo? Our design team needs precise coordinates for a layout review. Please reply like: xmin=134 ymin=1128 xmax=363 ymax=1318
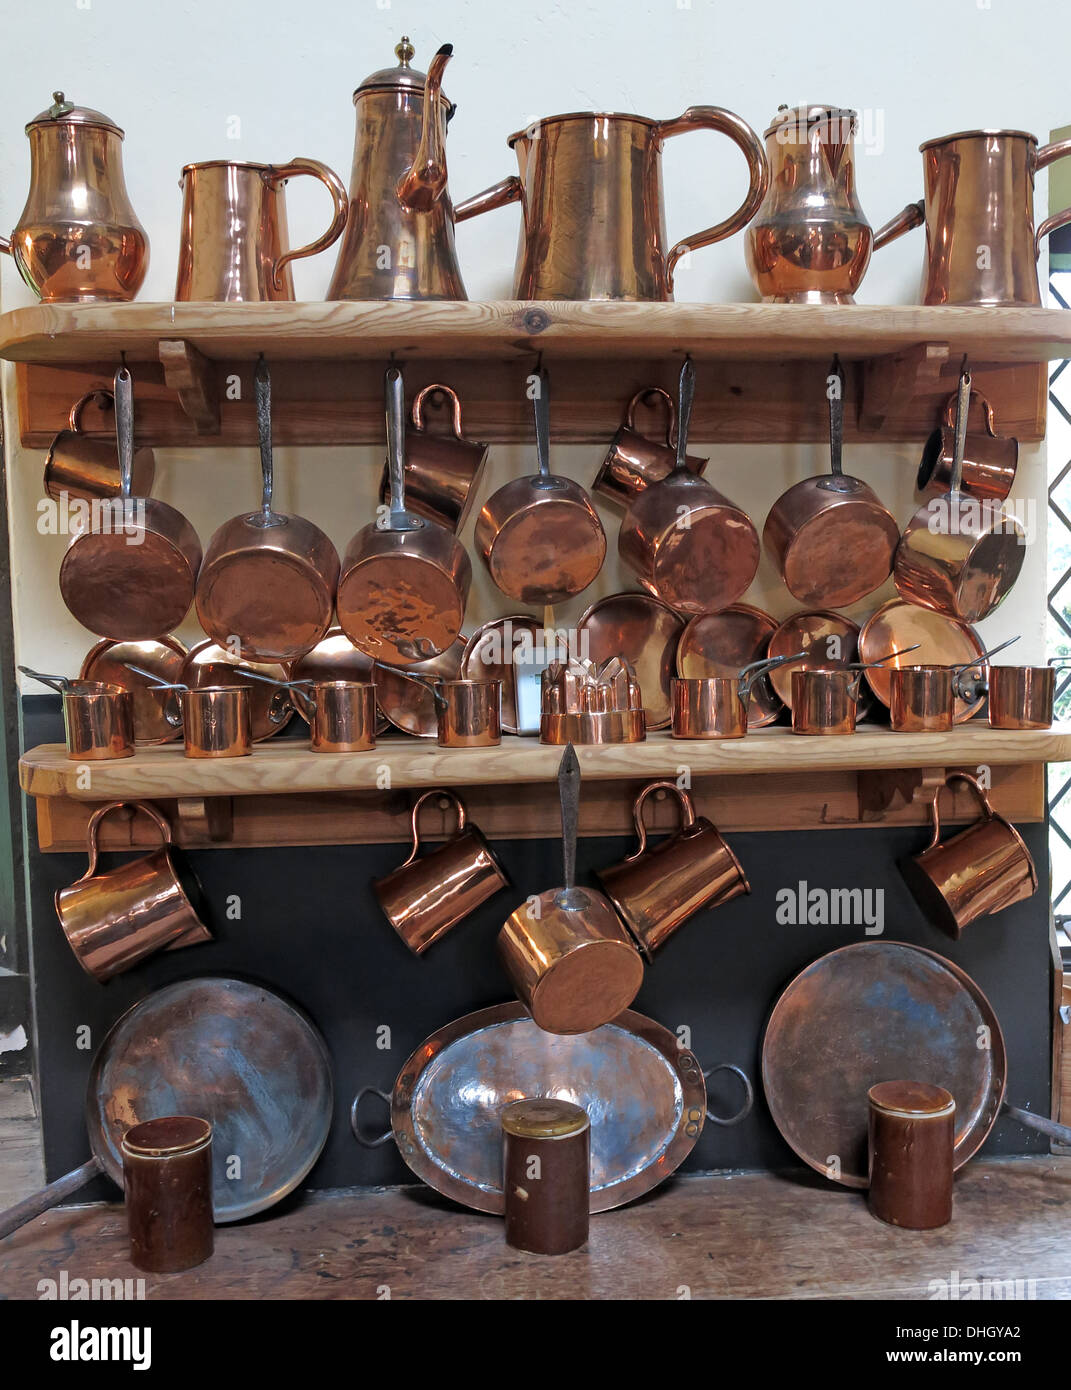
xmin=304 ymin=680 xmax=377 ymax=752
xmin=867 ymin=1081 xmax=955 ymax=1230
xmin=121 ymin=1116 xmax=214 ymax=1273
xmin=436 ymin=679 xmax=501 ymax=747
xmin=888 ymin=665 xmax=954 ymax=733
xmin=986 ymin=665 xmax=1056 ymax=730
xmin=61 ymin=681 xmax=135 ymax=760
xmin=502 ymin=1098 xmax=589 ymax=1255
xmin=181 ymin=686 xmax=253 ymax=758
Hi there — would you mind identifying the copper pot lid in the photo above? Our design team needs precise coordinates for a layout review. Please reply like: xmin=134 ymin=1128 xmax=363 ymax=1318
xmin=761 ymin=942 xmax=1006 ymax=1188
xmin=181 ymin=639 xmax=294 ymax=741
xmin=766 ymin=610 xmax=868 ymax=715
xmin=27 ymin=90 xmax=123 ymax=135
xmin=80 ymin=637 xmax=188 ymax=745
xmin=460 ymin=615 xmax=545 ymax=735
xmin=764 ymin=104 xmax=857 ymax=138
xmin=577 ymin=592 xmax=685 ymax=730
xmin=375 ymin=636 xmax=466 ymax=737
xmin=675 ymin=604 xmax=781 ymax=726
xmin=355 ymin=36 xmax=453 ymax=107
xmin=290 ymin=627 xmax=388 ymax=734
xmin=858 ymin=600 xmax=985 ymax=721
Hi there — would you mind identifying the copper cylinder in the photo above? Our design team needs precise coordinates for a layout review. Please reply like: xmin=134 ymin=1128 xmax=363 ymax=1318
xmin=670 ymin=676 xmax=748 ymax=739
xmin=378 ymin=385 xmax=489 ymax=533
xmin=436 ymin=679 xmax=501 ymax=747
xmin=61 ymin=682 xmax=135 ymax=760
xmin=121 ymin=1116 xmax=214 ymax=1272
xmin=44 ymin=390 xmax=155 ymax=502
xmin=987 ymin=665 xmax=1056 ymax=730
xmin=181 ymin=686 xmax=252 ymax=758
xmin=303 ymin=680 xmax=376 ymax=752
xmin=790 ymin=667 xmax=861 ymax=735
xmin=888 ymin=665 xmax=954 ymax=733
xmin=502 ymin=1098 xmax=589 ymax=1255
xmin=867 ymin=1081 xmax=955 ymax=1230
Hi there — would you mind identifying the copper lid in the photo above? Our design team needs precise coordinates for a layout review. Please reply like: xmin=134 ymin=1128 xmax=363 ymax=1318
xmin=27 ymin=90 xmax=123 ymax=137
xmin=765 ymin=104 xmax=857 ymax=138
xmin=868 ymin=1080 xmax=956 ymax=1118
xmin=121 ymin=1115 xmax=212 ymax=1156
xmin=354 ymin=36 xmax=452 ymax=106
xmin=500 ymin=1098 xmax=590 ymax=1139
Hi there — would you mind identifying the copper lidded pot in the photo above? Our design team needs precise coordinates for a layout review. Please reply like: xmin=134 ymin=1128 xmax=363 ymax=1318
xmin=1 ymin=92 xmax=148 ymax=302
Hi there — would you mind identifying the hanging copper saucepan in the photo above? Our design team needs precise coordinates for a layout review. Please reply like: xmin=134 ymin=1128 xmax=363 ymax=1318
xmin=894 ymin=366 xmax=1026 ymax=623
xmin=20 ymin=666 xmax=135 ymax=760
xmin=619 ymin=359 xmax=759 ymax=614
xmin=195 ymin=358 xmax=339 ymax=662
xmin=59 ymin=366 xmax=202 ymax=640
xmin=475 ymin=369 xmax=606 ymax=605
xmin=670 ymin=652 xmax=806 ymax=739
xmin=763 ymin=356 xmax=899 ymax=609
xmin=377 ymin=384 xmax=489 ymax=534
xmin=337 ymin=366 xmax=472 ymax=665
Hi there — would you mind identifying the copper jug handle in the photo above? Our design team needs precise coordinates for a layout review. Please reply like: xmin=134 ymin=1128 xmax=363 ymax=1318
xmin=79 ymin=800 xmax=172 ymax=882
xmin=68 ymin=388 xmax=113 ymax=434
xmin=1033 ymin=137 xmax=1071 ymax=260
xmin=872 ymin=199 xmax=925 ymax=251
xmin=924 ymin=772 xmax=994 ymax=853
xmin=453 ymin=174 xmax=523 ymax=224
xmin=941 ymin=388 xmax=998 ymax=438
xmin=412 ymin=383 xmax=465 ymax=440
xmin=626 ymin=780 xmax=696 ymax=862
xmin=266 ymin=158 xmax=349 ymax=290
xmin=625 ymin=387 xmax=677 ymax=447
xmin=656 ymin=106 xmax=770 ymax=292
xmin=400 ymin=789 xmax=466 ymax=869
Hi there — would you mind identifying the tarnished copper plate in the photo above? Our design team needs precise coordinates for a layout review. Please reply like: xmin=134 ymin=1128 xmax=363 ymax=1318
xmin=858 ymin=600 xmax=985 ymax=721
xmin=767 ymin=610 xmax=869 ymax=718
xmin=578 ymin=592 xmax=685 ymax=730
xmin=390 ymin=1002 xmax=706 ymax=1213
xmin=80 ymin=636 xmax=188 ymax=744
xmin=375 ymin=637 xmax=467 ymax=737
xmin=762 ymin=942 xmax=1006 ymax=1188
xmin=89 ymin=977 xmax=333 ymax=1222
xmin=182 ymin=639 xmax=294 ymax=741
xmin=461 ymin=615 xmax=545 ymax=735
xmin=675 ymin=603 xmax=781 ymax=726
xmin=290 ymin=626 xmax=388 ymax=734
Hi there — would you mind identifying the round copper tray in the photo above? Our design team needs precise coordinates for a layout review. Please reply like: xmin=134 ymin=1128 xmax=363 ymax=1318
xmin=390 ymin=1002 xmax=707 ymax=1213
xmin=767 ymin=610 xmax=869 ymax=718
xmin=80 ymin=636 xmax=188 ymax=744
xmin=375 ymin=636 xmax=467 ymax=737
xmin=181 ymin=639 xmax=294 ymax=741
xmin=461 ymin=615 xmax=544 ymax=735
xmin=291 ymin=626 xmax=388 ymax=734
xmin=577 ymin=592 xmax=685 ymax=730
xmin=676 ymin=603 xmax=781 ymax=726
xmin=858 ymin=600 xmax=985 ymax=721
xmin=762 ymin=941 xmax=1006 ymax=1188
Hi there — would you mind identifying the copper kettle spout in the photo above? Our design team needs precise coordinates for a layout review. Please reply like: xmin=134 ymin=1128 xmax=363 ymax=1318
xmin=396 ymin=43 xmax=454 ymax=213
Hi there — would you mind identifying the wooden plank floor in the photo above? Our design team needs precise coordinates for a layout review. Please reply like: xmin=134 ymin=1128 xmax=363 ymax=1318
xmin=1 ymin=1156 xmax=1068 ymax=1301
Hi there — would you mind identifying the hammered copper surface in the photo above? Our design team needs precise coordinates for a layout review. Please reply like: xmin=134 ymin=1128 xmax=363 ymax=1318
xmin=767 ymin=610 xmax=862 ymax=710
xmin=375 ymin=637 xmax=466 ymax=736
xmin=577 ymin=593 xmax=685 ymax=729
xmin=858 ymin=601 xmax=984 ymax=721
xmin=81 ymin=638 xmax=187 ymax=744
xmin=182 ymin=640 xmax=294 ymax=741
xmin=675 ymin=605 xmax=781 ymax=726
xmin=761 ymin=941 xmax=1007 ymax=1187
xmin=388 ymin=1002 xmax=707 ymax=1212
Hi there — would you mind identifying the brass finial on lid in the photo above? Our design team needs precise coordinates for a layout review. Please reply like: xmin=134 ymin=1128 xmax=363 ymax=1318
xmin=395 ymin=36 xmax=415 ymax=66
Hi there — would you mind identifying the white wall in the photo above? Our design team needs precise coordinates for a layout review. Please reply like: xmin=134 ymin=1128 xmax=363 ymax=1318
xmin=0 ymin=0 xmax=1061 ymax=680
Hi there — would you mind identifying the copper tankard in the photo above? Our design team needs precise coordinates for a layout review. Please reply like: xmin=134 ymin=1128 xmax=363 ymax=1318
xmin=44 ymin=389 xmax=155 ymax=502
xmin=593 ymin=387 xmax=709 ymax=506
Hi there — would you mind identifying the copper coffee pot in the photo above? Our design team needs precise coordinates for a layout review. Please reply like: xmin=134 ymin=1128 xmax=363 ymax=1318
xmin=1 ymin=92 xmax=148 ymax=302
xmin=327 ymin=38 xmax=467 ymax=301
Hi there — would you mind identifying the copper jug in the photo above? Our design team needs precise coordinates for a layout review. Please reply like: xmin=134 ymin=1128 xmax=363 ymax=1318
xmin=456 ymin=107 xmax=768 ymax=300
xmin=874 ymin=128 xmax=1071 ymax=305
xmin=1 ymin=92 xmax=148 ymax=302
xmin=327 ymin=38 xmax=466 ymax=301
xmin=745 ymin=105 xmax=873 ymax=304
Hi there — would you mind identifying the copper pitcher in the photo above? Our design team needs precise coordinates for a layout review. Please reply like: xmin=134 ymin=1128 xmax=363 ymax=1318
xmin=373 ymin=790 xmax=508 ymax=955
xmin=175 ymin=159 xmax=347 ymax=301
xmin=456 ymin=107 xmax=768 ymax=300
xmin=327 ymin=38 xmax=466 ymax=301
xmin=874 ymin=128 xmax=1071 ymax=305
xmin=900 ymin=772 xmax=1037 ymax=938
xmin=2 ymin=92 xmax=148 ymax=302
xmin=745 ymin=105 xmax=874 ymax=304
xmin=54 ymin=801 xmax=212 ymax=981
xmin=597 ymin=782 xmax=750 ymax=960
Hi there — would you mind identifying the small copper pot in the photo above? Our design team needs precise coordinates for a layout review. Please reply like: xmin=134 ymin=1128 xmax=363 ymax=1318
xmin=917 ymin=390 xmax=1018 ymax=502
xmin=900 ymin=771 xmax=1038 ymax=938
xmin=378 ymin=384 xmax=489 ymax=534
xmin=888 ymin=664 xmax=955 ymax=732
xmin=180 ymin=686 xmax=255 ymax=758
xmin=295 ymin=680 xmax=377 ymax=752
xmin=986 ymin=660 xmax=1070 ymax=730
xmin=372 ymin=790 xmax=509 ymax=955
xmin=592 ymin=386 xmax=708 ymax=507
xmin=790 ymin=666 xmax=865 ymax=735
xmin=44 ymin=388 xmax=155 ymax=502
xmin=597 ymin=781 xmax=750 ymax=959
xmin=54 ymin=801 xmax=212 ymax=981
xmin=436 ymin=679 xmax=501 ymax=748
xmin=122 ymin=1115 xmax=214 ymax=1273
xmin=64 ymin=681 xmax=135 ymax=760
xmin=671 ymin=652 xmax=805 ymax=739
xmin=868 ymin=1081 xmax=955 ymax=1230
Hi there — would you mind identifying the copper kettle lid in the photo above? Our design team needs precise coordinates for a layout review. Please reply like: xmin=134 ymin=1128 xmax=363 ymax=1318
xmin=27 ymin=90 xmax=123 ymax=137
xmin=354 ymin=36 xmax=453 ymax=108
xmin=765 ymin=104 xmax=857 ymax=138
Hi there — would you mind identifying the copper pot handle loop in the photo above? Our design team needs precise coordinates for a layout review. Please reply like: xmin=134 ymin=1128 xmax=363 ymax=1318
xmin=349 ymin=1087 xmax=393 ymax=1148
xmin=626 ymin=780 xmax=695 ymax=862
xmin=1032 ymin=137 xmax=1071 ymax=260
xmin=657 ymin=106 xmax=770 ymax=292
xmin=704 ymin=1062 xmax=754 ymax=1127
xmin=411 ymin=384 xmax=465 ymax=440
xmin=738 ymin=650 xmax=807 ymax=702
xmin=941 ymin=389 xmax=998 ymax=439
xmin=267 ymin=158 xmax=349 ymax=290
xmin=625 ymin=387 xmax=677 ymax=448
xmin=401 ymin=789 xmax=466 ymax=870
xmin=925 ymin=772 xmax=994 ymax=853
xmin=68 ymin=388 xmax=114 ymax=434
xmin=80 ymin=800 xmax=172 ymax=882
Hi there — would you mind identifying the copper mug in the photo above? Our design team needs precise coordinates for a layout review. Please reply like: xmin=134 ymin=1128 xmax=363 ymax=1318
xmin=917 ymin=391 xmax=1018 ymax=502
xmin=377 ymin=385 xmax=489 ymax=533
xmin=178 ymin=686 xmax=255 ymax=758
xmin=986 ymin=658 xmax=1071 ymax=729
xmin=900 ymin=772 xmax=1037 ymax=938
xmin=671 ymin=653 xmax=805 ymax=739
xmin=54 ymin=801 xmax=212 ymax=981
xmin=175 ymin=158 xmax=348 ymax=301
xmin=596 ymin=782 xmax=750 ymax=960
xmin=791 ymin=666 xmax=867 ymax=736
xmin=592 ymin=387 xmax=709 ymax=506
xmin=291 ymin=680 xmax=377 ymax=752
xmin=372 ymin=790 xmax=509 ymax=955
xmin=44 ymin=389 xmax=155 ymax=502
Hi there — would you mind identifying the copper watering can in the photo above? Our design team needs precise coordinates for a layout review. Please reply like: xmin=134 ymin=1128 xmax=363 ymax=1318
xmin=327 ymin=38 xmax=467 ymax=301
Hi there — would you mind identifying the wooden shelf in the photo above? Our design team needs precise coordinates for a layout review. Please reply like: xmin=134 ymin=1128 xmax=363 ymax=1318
xmin=4 ymin=301 xmax=1064 ymax=445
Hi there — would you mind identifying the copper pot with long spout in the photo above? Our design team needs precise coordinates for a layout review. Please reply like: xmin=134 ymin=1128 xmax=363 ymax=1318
xmin=327 ymin=38 xmax=466 ymax=301
xmin=1 ymin=92 xmax=149 ymax=302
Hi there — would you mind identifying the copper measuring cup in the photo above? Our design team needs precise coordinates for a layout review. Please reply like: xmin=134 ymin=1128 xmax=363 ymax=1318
xmin=986 ymin=657 xmax=1071 ymax=730
xmin=670 ymin=652 xmax=806 ymax=739
xmin=917 ymin=390 xmax=1018 ymax=502
xmin=888 ymin=638 xmax=1017 ymax=733
xmin=497 ymin=745 xmax=643 ymax=1035
xmin=44 ymin=389 xmax=155 ymax=503
xmin=20 ymin=667 xmax=134 ymax=760
xmin=596 ymin=781 xmax=750 ymax=960
xmin=377 ymin=384 xmax=489 ymax=533
xmin=128 ymin=665 xmax=264 ymax=758
xmin=379 ymin=667 xmax=502 ymax=747
xmin=372 ymin=789 xmax=509 ymax=955
xmin=238 ymin=667 xmax=377 ymax=752
xmin=790 ymin=646 xmax=920 ymax=735
xmin=899 ymin=772 xmax=1038 ymax=938
xmin=592 ymin=387 xmax=709 ymax=507
xmin=54 ymin=801 xmax=212 ymax=981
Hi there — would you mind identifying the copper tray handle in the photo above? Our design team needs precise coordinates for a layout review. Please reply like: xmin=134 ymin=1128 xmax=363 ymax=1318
xmin=704 ymin=1062 xmax=754 ymax=1128
xmin=79 ymin=800 xmax=172 ymax=882
xmin=350 ymin=1087 xmax=393 ymax=1148
xmin=267 ymin=158 xmax=349 ymax=289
